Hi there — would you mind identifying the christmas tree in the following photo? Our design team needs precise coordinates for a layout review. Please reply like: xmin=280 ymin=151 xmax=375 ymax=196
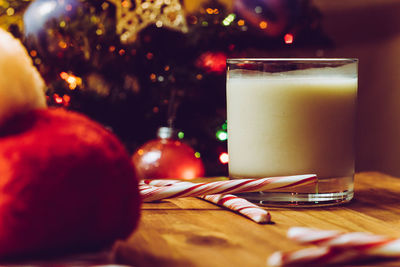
xmin=0 ymin=0 xmax=332 ymax=176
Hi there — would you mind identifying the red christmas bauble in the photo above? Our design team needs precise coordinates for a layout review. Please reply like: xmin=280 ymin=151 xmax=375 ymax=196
xmin=132 ymin=127 xmax=205 ymax=180
xmin=0 ymin=108 xmax=141 ymax=259
xmin=195 ymin=51 xmax=227 ymax=74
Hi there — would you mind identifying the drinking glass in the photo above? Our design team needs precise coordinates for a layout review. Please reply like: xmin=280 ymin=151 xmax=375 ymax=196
xmin=226 ymin=58 xmax=358 ymax=206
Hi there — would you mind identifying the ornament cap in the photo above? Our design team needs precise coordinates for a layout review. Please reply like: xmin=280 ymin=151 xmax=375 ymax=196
xmin=157 ymin=127 xmax=177 ymax=139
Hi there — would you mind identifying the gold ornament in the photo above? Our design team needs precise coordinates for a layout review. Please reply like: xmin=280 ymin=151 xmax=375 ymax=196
xmin=109 ymin=0 xmax=188 ymax=44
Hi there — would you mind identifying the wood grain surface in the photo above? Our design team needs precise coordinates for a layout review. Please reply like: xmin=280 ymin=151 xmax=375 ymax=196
xmin=113 ymin=172 xmax=400 ymax=267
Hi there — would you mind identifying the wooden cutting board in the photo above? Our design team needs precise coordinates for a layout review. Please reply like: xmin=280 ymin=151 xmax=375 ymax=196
xmin=113 ymin=172 xmax=400 ymax=267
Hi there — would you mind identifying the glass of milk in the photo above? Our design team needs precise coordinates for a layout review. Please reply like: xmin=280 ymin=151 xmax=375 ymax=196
xmin=226 ymin=58 xmax=358 ymax=206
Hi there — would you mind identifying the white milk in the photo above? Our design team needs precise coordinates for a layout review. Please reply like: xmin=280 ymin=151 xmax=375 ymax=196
xmin=227 ymin=70 xmax=357 ymax=180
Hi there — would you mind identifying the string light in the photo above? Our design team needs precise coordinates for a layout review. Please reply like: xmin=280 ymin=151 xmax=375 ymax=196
xmin=53 ymin=94 xmax=63 ymax=104
xmin=63 ymin=94 xmax=71 ymax=107
xmin=29 ymin=50 xmax=37 ymax=57
xmin=58 ymin=41 xmax=67 ymax=49
xmin=222 ymin=13 xmax=236 ymax=26
xmin=178 ymin=131 xmax=184 ymax=139
xmin=146 ymin=52 xmax=154 ymax=60
xmin=194 ymin=152 xmax=201 ymax=158
xmin=254 ymin=6 xmax=262 ymax=14
xmin=259 ymin=21 xmax=268 ymax=29
xmin=59 ymin=72 xmax=82 ymax=90
xmin=206 ymin=8 xmax=219 ymax=15
xmin=284 ymin=33 xmax=294 ymax=44
xmin=216 ymin=130 xmax=228 ymax=141
xmin=222 ymin=121 xmax=227 ymax=130
xmin=219 ymin=152 xmax=229 ymax=164
xmin=6 ymin=7 xmax=14 ymax=16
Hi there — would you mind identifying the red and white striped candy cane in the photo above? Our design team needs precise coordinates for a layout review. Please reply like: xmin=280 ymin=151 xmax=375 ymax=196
xmin=267 ymin=246 xmax=364 ymax=266
xmin=140 ymin=174 xmax=317 ymax=202
xmin=287 ymin=227 xmax=399 ymax=254
xmin=141 ymin=179 xmax=271 ymax=223
xmin=267 ymin=227 xmax=400 ymax=266
xmin=200 ymin=194 xmax=271 ymax=223
xmin=144 ymin=179 xmax=189 ymax=187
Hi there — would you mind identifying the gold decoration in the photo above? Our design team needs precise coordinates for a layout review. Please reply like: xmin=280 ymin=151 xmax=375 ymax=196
xmin=109 ymin=0 xmax=188 ymax=44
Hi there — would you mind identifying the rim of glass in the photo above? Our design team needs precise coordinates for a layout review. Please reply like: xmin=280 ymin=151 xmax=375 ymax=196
xmin=226 ymin=58 xmax=358 ymax=64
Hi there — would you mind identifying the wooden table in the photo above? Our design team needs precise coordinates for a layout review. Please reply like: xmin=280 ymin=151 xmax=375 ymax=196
xmin=113 ymin=172 xmax=400 ymax=266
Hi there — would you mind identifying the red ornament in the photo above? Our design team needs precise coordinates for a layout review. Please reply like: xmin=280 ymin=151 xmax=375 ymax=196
xmin=195 ymin=51 xmax=227 ymax=74
xmin=0 ymin=108 xmax=141 ymax=259
xmin=132 ymin=127 xmax=205 ymax=180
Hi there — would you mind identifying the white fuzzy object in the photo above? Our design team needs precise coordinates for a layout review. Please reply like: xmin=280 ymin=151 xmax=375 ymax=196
xmin=0 ymin=28 xmax=46 ymax=127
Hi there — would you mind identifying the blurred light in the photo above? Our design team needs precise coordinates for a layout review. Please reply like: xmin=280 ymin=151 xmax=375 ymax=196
xmin=59 ymin=72 xmax=82 ymax=90
xmin=39 ymin=1 xmax=56 ymax=16
xmin=237 ymin=19 xmax=245 ymax=26
xmin=202 ymin=21 xmax=208 ymax=27
xmin=222 ymin=121 xmax=227 ymax=130
xmin=60 ymin=72 xmax=68 ymax=79
xmin=194 ymin=152 xmax=201 ymax=158
xmin=254 ymin=6 xmax=262 ymax=14
xmin=156 ymin=20 xmax=163 ymax=28
xmin=178 ymin=131 xmax=184 ymax=139
xmin=142 ymin=151 xmax=161 ymax=164
xmin=259 ymin=21 xmax=268 ymax=29
xmin=284 ymin=33 xmax=294 ymax=44
xmin=30 ymin=50 xmax=37 ymax=57
xmin=146 ymin=52 xmax=154 ymax=60
xmin=122 ymin=0 xmax=129 ymax=8
xmin=63 ymin=94 xmax=71 ymax=106
xmin=119 ymin=49 xmax=126 ymax=56
xmin=206 ymin=8 xmax=219 ymax=14
xmin=216 ymin=130 xmax=228 ymax=141
xmin=196 ymin=52 xmax=226 ymax=74
xmin=63 ymin=94 xmax=71 ymax=103
xmin=6 ymin=7 xmax=14 ymax=16
xmin=222 ymin=13 xmax=236 ymax=26
xmin=196 ymin=74 xmax=203 ymax=80
xmin=109 ymin=46 xmax=116 ymax=52
xmin=96 ymin=29 xmax=103 ymax=35
xmin=181 ymin=169 xmax=196 ymax=180
xmin=59 ymin=21 xmax=66 ymax=27
xmin=58 ymin=41 xmax=67 ymax=49
xmin=53 ymin=94 xmax=63 ymax=104
xmin=65 ymin=4 xmax=72 ymax=11
xmin=219 ymin=152 xmax=229 ymax=164
xmin=137 ymin=149 xmax=144 ymax=156
xmin=188 ymin=15 xmax=198 ymax=24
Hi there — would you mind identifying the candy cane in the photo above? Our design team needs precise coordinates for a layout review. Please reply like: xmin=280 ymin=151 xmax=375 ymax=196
xmin=287 ymin=227 xmax=399 ymax=253
xmin=200 ymin=194 xmax=271 ymax=223
xmin=141 ymin=180 xmax=271 ymax=223
xmin=140 ymin=174 xmax=317 ymax=202
xmin=267 ymin=227 xmax=400 ymax=266
xmin=267 ymin=246 xmax=363 ymax=266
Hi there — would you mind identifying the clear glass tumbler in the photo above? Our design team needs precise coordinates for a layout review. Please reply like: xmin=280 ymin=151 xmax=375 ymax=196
xmin=226 ymin=58 xmax=358 ymax=207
